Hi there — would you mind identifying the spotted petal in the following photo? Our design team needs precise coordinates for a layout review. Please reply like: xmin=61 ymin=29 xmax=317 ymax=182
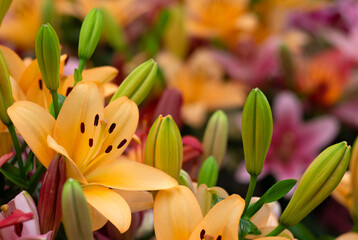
xmin=53 ymin=82 xmax=104 ymax=170
xmin=154 ymin=185 xmax=203 ymax=240
xmin=189 ymin=194 xmax=245 ymax=240
xmin=84 ymin=159 xmax=178 ymax=191
xmin=83 ymin=185 xmax=131 ymax=233
xmin=7 ymin=101 xmax=55 ymax=167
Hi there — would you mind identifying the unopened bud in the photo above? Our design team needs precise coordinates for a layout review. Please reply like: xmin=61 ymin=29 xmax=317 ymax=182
xmin=145 ymin=115 xmax=183 ymax=180
xmin=78 ymin=8 xmax=103 ymax=61
xmin=0 ymin=0 xmax=12 ymax=26
xmin=280 ymin=142 xmax=351 ymax=227
xmin=62 ymin=178 xmax=93 ymax=240
xmin=0 ymin=50 xmax=13 ymax=125
xmin=35 ymin=23 xmax=61 ymax=91
xmin=111 ymin=59 xmax=157 ymax=105
xmin=202 ymin=110 xmax=228 ymax=167
xmin=178 ymin=169 xmax=194 ymax=193
xmin=350 ymin=137 xmax=358 ymax=221
xmin=153 ymin=88 xmax=183 ymax=127
xmin=101 ymin=8 xmax=126 ymax=53
xmin=197 ymin=156 xmax=218 ymax=188
xmin=38 ymin=155 xmax=66 ymax=237
xmin=241 ymin=88 xmax=273 ymax=176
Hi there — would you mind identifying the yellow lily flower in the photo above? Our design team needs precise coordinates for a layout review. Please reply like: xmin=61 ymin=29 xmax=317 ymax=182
xmin=8 ymin=82 xmax=178 ymax=232
xmin=0 ymin=122 xmax=11 ymax=156
xmin=336 ymin=232 xmax=358 ymax=240
xmin=158 ymin=49 xmax=247 ymax=126
xmin=153 ymin=185 xmax=245 ymax=240
xmin=185 ymin=0 xmax=257 ymax=47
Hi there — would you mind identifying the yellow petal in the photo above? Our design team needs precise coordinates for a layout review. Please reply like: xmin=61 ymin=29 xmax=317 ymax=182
xmin=84 ymin=158 xmax=178 ymax=191
xmin=97 ymin=96 xmax=139 ymax=164
xmin=154 ymin=185 xmax=203 ymax=240
xmin=189 ymin=194 xmax=245 ymax=240
xmin=10 ymin=77 xmax=26 ymax=101
xmin=7 ymin=101 xmax=55 ymax=167
xmin=18 ymin=59 xmax=41 ymax=93
xmin=0 ymin=132 xmax=11 ymax=156
xmin=254 ymin=238 xmax=291 ymax=240
xmin=54 ymin=82 xmax=104 ymax=170
xmin=0 ymin=45 xmax=25 ymax=81
xmin=60 ymin=66 xmax=118 ymax=96
xmin=83 ymin=185 xmax=131 ymax=233
xmin=25 ymin=79 xmax=52 ymax=109
xmin=88 ymin=204 xmax=108 ymax=231
xmin=113 ymin=189 xmax=153 ymax=212
xmin=250 ymin=204 xmax=272 ymax=228
xmin=331 ymin=172 xmax=352 ymax=212
xmin=47 ymin=135 xmax=88 ymax=184
xmin=246 ymin=227 xmax=294 ymax=240
xmin=336 ymin=232 xmax=358 ymax=240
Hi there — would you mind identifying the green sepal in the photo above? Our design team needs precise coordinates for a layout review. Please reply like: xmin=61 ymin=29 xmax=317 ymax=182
xmin=239 ymin=218 xmax=261 ymax=240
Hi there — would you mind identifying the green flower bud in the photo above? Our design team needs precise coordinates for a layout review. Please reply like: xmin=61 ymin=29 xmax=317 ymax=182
xmin=202 ymin=110 xmax=228 ymax=167
xmin=280 ymin=142 xmax=351 ymax=227
xmin=111 ymin=59 xmax=157 ymax=105
xmin=101 ymin=8 xmax=126 ymax=53
xmin=0 ymin=50 xmax=13 ymax=125
xmin=0 ymin=0 xmax=12 ymax=26
xmin=145 ymin=115 xmax=183 ymax=180
xmin=178 ymin=169 xmax=195 ymax=192
xmin=62 ymin=178 xmax=93 ymax=240
xmin=351 ymin=137 xmax=358 ymax=221
xmin=198 ymin=156 xmax=219 ymax=188
xmin=35 ymin=23 xmax=61 ymax=92
xmin=78 ymin=8 xmax=103 ymax=61
xmin=241 ymin=88 xmax=273 ymax=176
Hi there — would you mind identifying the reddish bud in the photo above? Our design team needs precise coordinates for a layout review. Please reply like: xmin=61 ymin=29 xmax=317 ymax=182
xmin=153 ymin=88 xmax=183 ymax=127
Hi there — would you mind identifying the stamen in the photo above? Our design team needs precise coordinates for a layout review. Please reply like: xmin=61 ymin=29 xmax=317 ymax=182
xmin=216 ymin=236 xmax=222 ymax=240
xmin=94 ymin=114 xmax=99 ymax=126
xmin=105 ymin=145 xmax=113 ymax=153
xmin=66 ymin=87 xmax=73 ymax=96
xmin=80 ymin=122 xmax=85 ymax=133
xmin=38 ymin=79 xmax=43 ymax=90
xmin=117 ymin=139 xmax=127 ymax=149
xmin=200 ymin=229 xmax=205 ymax=239
xmin=89 ymin=138 xmax=93 ymax=147
xmin=108 ymin=123 xmax=116 ymax=133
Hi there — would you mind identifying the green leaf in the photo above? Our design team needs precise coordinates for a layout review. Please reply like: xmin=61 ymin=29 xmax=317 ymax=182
xmin=211 ymin=193 xmax=224 ymax=208
xmin=239 ymin=218 xmax=261 ymax=240
xmin=245 ymin=179 xmax=297 ymax=218
xmin=0 ymin=163 xmax=28 ymax=189
xmin=49 ymin=93 xmax=66 ymax=118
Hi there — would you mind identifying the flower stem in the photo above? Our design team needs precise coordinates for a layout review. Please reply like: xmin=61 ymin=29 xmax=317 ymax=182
xmin=7 ymin=123 xmax=26 ymax=178
xmin=28 ymin=163 xmax=46 ymax=195
xmin=352 ymin=218 xmax=358 ymax=232
xmin=243 ymin=175 xmax=257 ymax=214
xmin=266 ymin=223 xmax=286 ymax=236
xmin=51 ymin=90 xmax=59 ymax=118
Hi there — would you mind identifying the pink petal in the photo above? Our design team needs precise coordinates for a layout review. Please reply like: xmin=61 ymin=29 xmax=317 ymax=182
xmin=0 ymin=152 xmax=14 ymax=168
xmin=273 ymin=92 xmax=302 ymax=126
xmin=0 ymin=210 xmax=33 ymax=229
xmin=332 ymin=98 xmax=358 ymax=128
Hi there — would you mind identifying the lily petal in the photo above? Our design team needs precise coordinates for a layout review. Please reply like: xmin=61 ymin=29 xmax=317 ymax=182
xmin=7 ymin=101 xmax=55 ymax=167
xmin=84 ymin=158 xmax=178 ymax=191
xmin=189 ymin=194 xmax=245 ymax=240
xmin=0 ymin=45 xmax=25 ymax=81
xmin=113 ymin=190 xmax=153 ymax=212
xmin=154 ymin=185 xmax=203 ymax=240
xmin=54 ymin=82 xmax=104 ymax=170
xmin=88 ymin=202 xmax=108 ymax=231
xmin=83 ymin=185 xmax=131 ymax=233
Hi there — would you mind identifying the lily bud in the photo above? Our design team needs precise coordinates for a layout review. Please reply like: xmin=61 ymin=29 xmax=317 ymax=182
xmin=0 ymin=0 xmax=12 ymax=26
xmin=350 ymin=137 xmax=358 ymax=220
xmin=101 ymin=8 xmax=126 ymax=53
xmin=78 ymin=8 xmax=103 ymax=61
xmin=35 ymin=23 xmax=61 ymax=92
xmin=111 ymin=59 xmax=157 ymax=105
xmin=38 ymin=155 xmax=66 ymax=237
xmin=0 ymin=50 xmax=13 ymax=125
xmin=202 ymin=110 xmax=228 ymax=167
xmin=241 ymin=88 xmax=273 ymax=176
xmin=178 ymin=169 xmax=195 ymax=193
xmin=197 ymin=156 xmax=218 ymax=188
xmin=145 ymin=115 xmax=183 ymax=180
xmin=280 ymin=142 xmax=351 ymax=227
xmin=62 ymin=179 xmax=93 ymax=240
xmin=153 ymin=88 xmax=183 ymax=127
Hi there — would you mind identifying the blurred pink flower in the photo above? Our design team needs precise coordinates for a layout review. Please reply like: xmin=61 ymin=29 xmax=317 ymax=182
xmin=236 ymin=91 xmax=339 ymax=184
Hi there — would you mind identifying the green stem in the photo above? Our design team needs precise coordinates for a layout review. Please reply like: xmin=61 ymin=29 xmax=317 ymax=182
xmin=352 ymin=217 xmax=358 ymax=232
xmin=266 ymin=223 xmax=286 ymax=236
xmin=243 ymin=175 xmax=257 ymax=214
xmin=25 ymin=151 xmax=34 ymax=172
xmin=78 ymin=58 xmax=85 ymax=74
xmin=51 ymin=90 xmax=59 ymax=118
xmin=7 ymin=123 xmax=26 ymax=178
xmin=28 ymin=164 xmax=46 ymax=195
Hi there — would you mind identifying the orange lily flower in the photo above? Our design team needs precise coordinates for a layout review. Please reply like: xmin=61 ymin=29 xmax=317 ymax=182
xmin=336 ymin=232 xmax=358 ymax=240
xmin=153 ymin=185 xmax=245 ymax=240
xmin=8 ymin=82 xmax=177 ymax=232
xmin=158 ymin=49 xmax=247 ymax=126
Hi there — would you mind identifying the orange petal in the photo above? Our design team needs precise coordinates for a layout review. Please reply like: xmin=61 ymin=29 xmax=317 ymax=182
xmin=0 ymin=45 xmax=25 ymax=81
xmin=84 ymin=158 xmax=177 ymax=191
xmin=18 ymin=59 xmax=41 ymax=93
xmin=154 ymin=185 xmax=203 ymax=240
xmin=88 ymin=203 xmax=108 ymax=231
xmin=53 ymin=82 xmax=104 ymax=170
xmin=189 ymin=194 xmax=245 ymax=240
xmin=336 ymin=232 xmax=358 ymax=240
xmin=83 ymin=185 xmax=131 ymax=233
xmin=113 ymin=189 xmax=153 ymax=212
xmin=7 ymin=101 xmax=55 ymax=167
xmin=10 ymin=77 xmax=26 ymax=101
xmin=25 ymin=79 xmax=52 ymax=109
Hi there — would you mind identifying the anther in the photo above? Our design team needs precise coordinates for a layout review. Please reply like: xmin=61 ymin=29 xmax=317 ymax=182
xmin=94 ymin=114 xmax=99 ymax=126
xmin=108 ymin=123 xmax=116 ymax=133
xmin=200 ymin=229 xmax=205 ymax=239
xmin=66 ymin=87 xmax=73 ymax=96
xmin=117 ymin=139 xmax=127 ymax=149
xmin=80 ymin=122 xmax=85 ymax=133
xmin=105 ymin=145 xmax=113 ymax=153
xmin=89 ymin=138 xmax=93 ymax=147
xmin=38 ymin=79 xmax=43 ymax=90
xmin=216 ymin=235 xmax=222 ymax=240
